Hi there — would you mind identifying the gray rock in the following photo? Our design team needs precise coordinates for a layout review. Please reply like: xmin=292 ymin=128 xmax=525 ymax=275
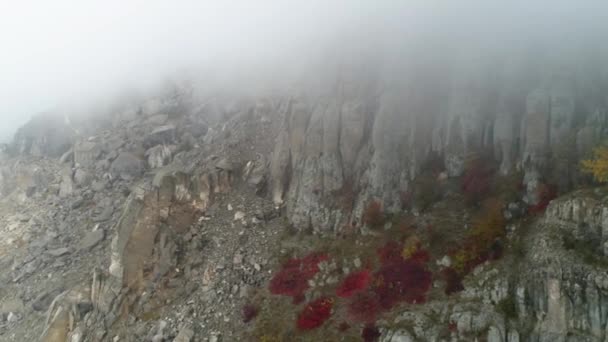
xmin=93 ymin=205 xmax=114 ymax=222
xmin=145 ymin=145 xmax=174 ymax=169
xmin=7 ymin=312 xmax=20 ymax=322
xmin=215 ymin=158 xmax=233 ymax=171
xmin=74 ymin=141 xmax=101 ymax=168
xmin=110 ymin=152 xmax=144 ymax=180
xmin=47 ymin=248 xmax=70 ymax=257
xmin=145 ymin=125 xmax=176 ymax=148
xmin=59 ymin=166 xmax=74 ymax=197
xmin=1 ymin=298 xmax=24 ymax=314
xmin=79 ymin=229 xmax=105 ymax=250
xmin=173 ymin=325 xmax=194 ymax=342
xmin=74 ymin=168 xmax=92 ymax=186
xmin=10 ymin=113 xmax=73 ymax=157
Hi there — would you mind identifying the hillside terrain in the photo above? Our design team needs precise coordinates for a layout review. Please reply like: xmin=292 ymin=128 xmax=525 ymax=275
xmin=1 ymin=53 xmax=608 ymax=342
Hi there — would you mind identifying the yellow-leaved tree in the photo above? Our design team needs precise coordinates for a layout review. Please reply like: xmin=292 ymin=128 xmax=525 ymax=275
xmin=581 ymin=145 xmax=608 ymax=183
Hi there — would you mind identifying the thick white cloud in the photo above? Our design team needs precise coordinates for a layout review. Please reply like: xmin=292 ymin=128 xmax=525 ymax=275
xmin=0 ymin=0 xmax=607 ymax=141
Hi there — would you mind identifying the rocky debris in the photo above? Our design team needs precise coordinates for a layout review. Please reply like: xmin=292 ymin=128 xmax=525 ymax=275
xmin=215 ymin=158 xmax=233 ymax=171
xmin=110 ymin=152 xmax=144 ymax=180
xmin=58 ymin=166 xmax=74 ymax=197
xmin=73 ymin=168 xmax=92 ymax=186
xmin=146 ymin=144 xmax=175 ymax=168
xmin=78 ymin=229 xmax=105 ymax=251
xmin=74 ymin=141 xmax=101 ymax=168
xmin=173 ymin=325 xmax=194 ymax=342
xmin=145 ymin=124 xmax=176 ymax=148
xmin=32 ymin=288 xmax=66 ymax=312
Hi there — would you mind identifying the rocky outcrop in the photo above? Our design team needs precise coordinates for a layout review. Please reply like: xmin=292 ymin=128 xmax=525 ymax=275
xmin=267 ymin=61 xmax=608 ymax=232
xmin=10 ymin=113 xmax=73 ymax=158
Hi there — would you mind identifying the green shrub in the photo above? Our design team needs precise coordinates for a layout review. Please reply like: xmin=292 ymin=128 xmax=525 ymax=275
xmin=496 ymin=296 xmax=518 ymax=319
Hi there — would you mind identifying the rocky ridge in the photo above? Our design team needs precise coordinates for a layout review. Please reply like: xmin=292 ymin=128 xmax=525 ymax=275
xmin=0 ymin=56 xmax=607 ymax=341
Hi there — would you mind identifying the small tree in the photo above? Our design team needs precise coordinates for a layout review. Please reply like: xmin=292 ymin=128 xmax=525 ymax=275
xmin=581 ymin=144 xmax=608 ymax=183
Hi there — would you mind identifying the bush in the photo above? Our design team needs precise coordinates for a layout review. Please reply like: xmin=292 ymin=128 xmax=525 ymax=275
xmin=373 ymin=258 xmax=432 ymax=308
xmin=296 ymin=297 xmax=334 ymax=330
xmin=581 ymin=144 xmax=608 ymax=183
xmin=347 ymin=292 xmax=380 ymax=323
xmin=442 ymin=267 xmax=464 ymax=295
xmin=413 ymin=174 xmax=442 ymax=211
xmin=363 ymin=200 xmax=385 ymax=229
xmin=496 ymin=296 xmax=518 ymax=319
xmin=447 ymin=198 xmax=506 ymax=287
xmin=528 ymin=183 xmax=557 ymax=214
xmin=269 ymin=252 xmax=329 ymax=302
xmin=336 ymin=270 xmax=371 ymax=298
xmin=461 ymin=155 xmax=495 ymax=204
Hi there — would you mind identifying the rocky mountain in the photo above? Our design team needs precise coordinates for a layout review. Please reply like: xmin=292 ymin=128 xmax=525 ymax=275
xmin=1 ymin=50 xmax=608 ymax=342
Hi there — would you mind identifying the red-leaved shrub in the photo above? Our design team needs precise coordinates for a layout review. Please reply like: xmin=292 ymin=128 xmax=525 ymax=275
xmin=373 ymin=259 xmax=432 ymax=309
xmin=377 ymin=241 xmax=403 ymax=265
xmin=372 ymin=240 xmax=433 ymax=308
xmin=408 ymin=249 xmax=430 ymax=264
xmin=461 ymin=156 xmax=495 ymax=204
xmin=362 ymin=324 xmax=381 ymax=342
xmin=528 ymin=183 xmax=557 ymax=214
xmin=296 ymin=297 xmax=334 ymax=330
xmin=337 ymin=270 xmax=371 ymax=298
xmin=347 ymin=292 xmax=380 ymax=323
xmin=269 ymin=252 xmax=329 ymax=301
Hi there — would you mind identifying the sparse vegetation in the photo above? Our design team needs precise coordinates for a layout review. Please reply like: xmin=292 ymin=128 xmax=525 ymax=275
xmin=581 ymin=143 xmax=608 ymax=183
xmin=412 ymin=173 xmax=442 ymax=211
xmin=461 ymin=154 xmax=496 ymax=205
xmin=363 ymin=200 xmax=385 ymax=228
xmin=496 ymin=296 xmax=518 ymax=319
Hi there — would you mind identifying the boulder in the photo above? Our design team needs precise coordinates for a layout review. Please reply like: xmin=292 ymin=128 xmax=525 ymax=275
xmin=144 ymin=125 xmax=176 ymax=148
xmin=58 ymin=166 xmax=74 ymax=197
xmin=78 ymin=229 xmax=105 ymax=250
xmin=74 ymin=141 xmax=101 ymax=168
xmin=110 ymin=152 xmax=144 ymax=180
xmin=145 ymin=145 xmax=174 ymax=169
xmin=73 ymin=168 xmax=92 ymax=186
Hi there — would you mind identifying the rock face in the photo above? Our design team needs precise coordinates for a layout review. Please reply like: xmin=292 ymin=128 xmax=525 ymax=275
xmin=73 ymin=141 xmax=101 ymax=168
xmin=110 ymin=152 xmax=144 ymax=180
xmin=10 ymin=113 xmax=73 ymax=158
xmin=266 ymin=60 xmax=608 ymax=231
xmin=2 ymin=47 xmax=608 ymax=342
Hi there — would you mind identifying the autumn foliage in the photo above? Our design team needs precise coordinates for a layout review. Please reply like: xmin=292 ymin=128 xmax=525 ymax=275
xmin=269 ymin=252 xmax=329 ymax=302
xmin=347 ymin=292 xmax=381 ymax=323
xmin=461 ymin=155 xmax=495 ymax=204
xmin=581 ymin=144 xmax=608 ymax=183
xmin=373 ymin=258 xmax=432 ymax=308
xmin=296 ymin=297 xmax=334 ymax=330
xmin=528 ymin=183 xmax=557 ymax=214
xmin=445 ymin=198 xmax=506 ymax=294
xmin=336 ymin=270 xmax=371 ymax=298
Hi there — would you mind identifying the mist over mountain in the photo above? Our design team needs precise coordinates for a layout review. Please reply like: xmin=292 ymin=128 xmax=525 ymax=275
xmin=3 ymin=2 xmax=608 ymax=342
xmin=2 ymin=0 xmax=608 ymax=141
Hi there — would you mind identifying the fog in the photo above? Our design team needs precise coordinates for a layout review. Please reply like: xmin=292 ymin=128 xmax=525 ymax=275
xmin=1 ymin=0 xmax=607 ymax=142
